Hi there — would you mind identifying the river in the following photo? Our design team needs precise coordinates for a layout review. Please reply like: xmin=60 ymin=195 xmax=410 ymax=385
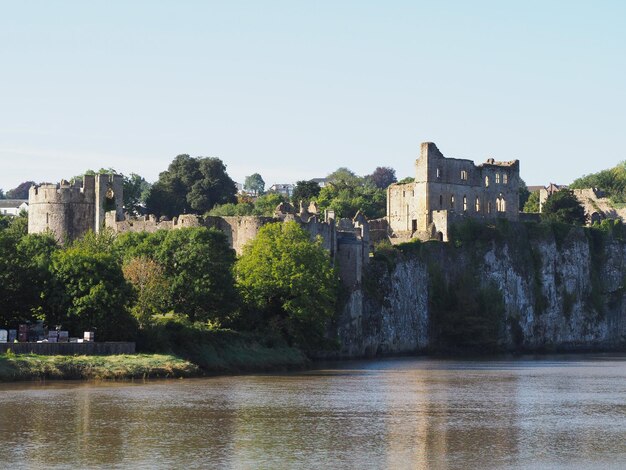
xmin=1 ymin=355 xmax=625 ymax=469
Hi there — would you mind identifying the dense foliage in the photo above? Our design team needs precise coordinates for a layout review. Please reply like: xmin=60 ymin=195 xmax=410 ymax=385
xmin=146 ymin=155 xmax=237 ymax=217
xmin=208 ymin=193 xmax=286 ymax=217
xmin=5 ymin=181 xmax=35 ymax=199
xmin=236 ymin=222 xmax=339 ymax=349
xmin=244 ymin=173 xmax=265 ymax=196
xmin=367 ymin=166 xmax=397 ymax=189
xmin=292 ymin=180 xmax=321 ymax=204
xmin=523 ymin=191 xmax=540 ymax=213
xmin=570 ymin=161 xmax=626 ymax=203
xmin=316 ymin=167 xmax=387 ymax=219
xmin=541 ymin=189 xmax=586 ymax=225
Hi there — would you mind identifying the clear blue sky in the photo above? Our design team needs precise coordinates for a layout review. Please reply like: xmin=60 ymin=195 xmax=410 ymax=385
xmin=1 ymin=1 xmax=625 ymax=192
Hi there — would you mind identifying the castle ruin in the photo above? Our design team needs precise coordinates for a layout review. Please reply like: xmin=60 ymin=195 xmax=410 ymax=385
xmin=387 ymin=142 xmax=520 ymax=241
xmin=28 ymin=174 xmax=124 ymax=244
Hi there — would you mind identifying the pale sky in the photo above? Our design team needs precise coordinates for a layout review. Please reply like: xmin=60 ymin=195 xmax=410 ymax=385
xmin=1 ymin=1 xmax=625 ymax=192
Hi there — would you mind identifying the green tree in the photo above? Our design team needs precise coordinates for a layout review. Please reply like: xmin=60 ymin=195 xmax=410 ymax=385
xmin=542 ymin=189 xmax=586 ymax=225
xmin=0 ymin=231 xmax=58 ymax=326
xmin=153 ymin=228 xmax=237 ymax=322
xmin=207 ymin=202 xmax=254 ymax=216
xmin=518 ymin=179 xmax=531 ymax=209
xmin=146 ymin=155 xmax=237 ymax=217
xmin=317 ymin=174 xmax=386 ymax=219
xmin=570 ymin=161 xmax=626 ymax=203
xmin=123 ymin=173 xmax=152 ymax=215
xmin=122 ymin=256 xmax=169 ymax=327
xmin=253 ymin=193 xmax=285 ymax=216
xmin=523 ymin=191 xmax=540 ymax=213
xmin=244 ymin=173 xmax=265 ymax=196
xmin=48 ymin=246 xmax=136 ymax=340
xmin=235 ymin=221 xmax=339 ymax=348
xmin=291 ymin=180 xmax=321 ymax=205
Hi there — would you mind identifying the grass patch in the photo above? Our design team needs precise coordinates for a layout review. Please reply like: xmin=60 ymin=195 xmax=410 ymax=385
xmin=0 ymin=353 xmax=199 ymax=382
xmin=138 ymin=317 xmax=309 ymax=373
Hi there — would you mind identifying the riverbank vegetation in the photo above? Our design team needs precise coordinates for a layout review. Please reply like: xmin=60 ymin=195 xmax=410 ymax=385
xmin=0 ymin=213 xmax=333 ymax=379
xmin=0 ymin=353 xmax=198 ymax=382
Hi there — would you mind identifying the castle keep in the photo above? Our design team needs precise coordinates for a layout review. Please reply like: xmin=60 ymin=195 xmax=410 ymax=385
xmin=387 ymin=142 xmax=520 ymax=241
xmin=28 ymin=174 xmax=124 ymax=244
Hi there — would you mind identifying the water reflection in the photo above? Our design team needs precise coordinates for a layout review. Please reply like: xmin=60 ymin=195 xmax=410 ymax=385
xmin=1 ymin=355 xmax=626 ymax=469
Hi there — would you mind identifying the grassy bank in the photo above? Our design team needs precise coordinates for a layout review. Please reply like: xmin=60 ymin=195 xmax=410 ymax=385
xmin=138 ymin=319 xmax=310 ymax=373
xmin=0 ymin=353 xmax=199 ymax=382
xmin=0 ymin=323 xmax=310 ymax=382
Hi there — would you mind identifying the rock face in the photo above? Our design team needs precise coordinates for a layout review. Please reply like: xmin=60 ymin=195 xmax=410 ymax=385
xmin=335 ymin=223 xmax=626 ymax=357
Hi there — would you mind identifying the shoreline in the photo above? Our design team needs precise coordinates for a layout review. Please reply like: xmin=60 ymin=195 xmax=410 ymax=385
xmin=3 ymin=348 xmax=626 ymax=384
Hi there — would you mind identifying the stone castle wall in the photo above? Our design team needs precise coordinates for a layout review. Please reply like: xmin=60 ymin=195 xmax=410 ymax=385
xmin=388 ymin=142 xmax=520 ymax=241
xmin=29 ymin=174 xmax=124 ymax=243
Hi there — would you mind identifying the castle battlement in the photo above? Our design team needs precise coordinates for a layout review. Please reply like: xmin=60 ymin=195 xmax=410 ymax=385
xmin=28 ymin=173 xmax=123 ymax=243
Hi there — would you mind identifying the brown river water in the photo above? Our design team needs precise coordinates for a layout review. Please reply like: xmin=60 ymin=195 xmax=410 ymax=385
xmin=1 ymin=355 xmax=626 ymax=469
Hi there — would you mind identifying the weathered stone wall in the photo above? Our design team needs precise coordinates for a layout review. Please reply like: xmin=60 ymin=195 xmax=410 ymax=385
xmin=334 ymin=223 xmax=626 ymax=357
xmin=29 ymin=174 xmax=124 ymax=243
xmin=28 ymin=177 xmax=96 ymax=244
xmin=388 ymin=142 xmax=520 ymax=240
xmin=204 ymin=216 xmax=277 ymax=254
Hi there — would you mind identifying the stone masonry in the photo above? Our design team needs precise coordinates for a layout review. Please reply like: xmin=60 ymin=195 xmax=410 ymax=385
xmin=387 ymin=142 xmax=520 ymax=241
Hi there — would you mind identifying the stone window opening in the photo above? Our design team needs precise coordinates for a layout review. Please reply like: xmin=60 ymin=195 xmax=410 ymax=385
xmin=450 ymin=195 xmax=455 ymax=209
xmin=497 ymin=195 xmax=506 ymax=212
xmin=436 ymin=168 xmax=441 ymax=178
xmin=439 ymin=194 xmax=443 ymax=208
xmin=475 ymin=197 xmax=480 ymax=212
xmin=485 ymin=176 xmax=489 ymax=187
xmin=460 ymin=170 xmax=468 ymax=181
xmin=503 ymin=173 xmax=508 ymax=184
xmin=463 ymin=195 xmax=467 ymax=212
xmin=487 ymin=201 xmax=492 ymax=214
xmin=496 ymin=173 xmax=500 ymax=184
xmin=46 ymin=213 xmax=49 ymax=225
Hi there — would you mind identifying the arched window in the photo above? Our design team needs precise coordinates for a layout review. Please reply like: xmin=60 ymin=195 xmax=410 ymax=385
xmin=503 ymin=173 xmax=508 ymax=184
xmin=460 ymin=170 xmax=468 ymax=181
xmin=436 ymin=168 xmax=441 ymax=178
xmin=450 ymin=195 xmax=455 ymax=209
xmin=496 ymin=173 xmax=500 ymax=184
xmin=496 ymin=198 xmax=501 ymax=212
xmin=485 ymin=176 xmax=489 ymax=187
xmin=463 ymin=195 xmax=467 ymax=212
xmin=501 ymin=197 xmax=506 ymax=212
xmin=475 ymin=197 xmax=480 ymax=212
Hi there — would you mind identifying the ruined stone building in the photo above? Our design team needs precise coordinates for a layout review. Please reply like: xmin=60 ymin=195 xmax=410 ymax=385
xmin=387 ymin=142 xmax=520 ymax=241
xmin=28 ymin=174 xmax=123 ymax=244
xmin=29 ymin=175 xmax=371 ymax=289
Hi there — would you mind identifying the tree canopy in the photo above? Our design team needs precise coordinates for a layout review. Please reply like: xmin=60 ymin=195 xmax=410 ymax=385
xmin=570 ymin=161 xmax=626 ymax=203
xmin=146 ymin=155 xmax=237 ymax=217
xmin=244 ymin=173 xmax=265 ymax=196
xmin=316 ymin=167 xmax=386 ymax=219
xmin=6 ymin=181 xmax=35 ymax=199
xmin=523 ymin=191 xmax=540 ymax=213
xmin=235 ymin=221 xmax=339 ymax=348
xmin=542 ymin=189 xmax=586 ymax=225
xmin=367 ymin=167 xmax=397 ymax=189
xmin=292 ymin=180 xmax=321 ymax=205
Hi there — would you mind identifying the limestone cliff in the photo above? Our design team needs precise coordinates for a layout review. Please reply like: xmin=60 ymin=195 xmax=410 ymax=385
xmin=335 ymin=221 xmax=626 ymax=357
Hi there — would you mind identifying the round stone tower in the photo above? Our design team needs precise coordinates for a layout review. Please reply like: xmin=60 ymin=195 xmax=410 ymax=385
xmin=28 ymin=173 xmax=124 ymax=244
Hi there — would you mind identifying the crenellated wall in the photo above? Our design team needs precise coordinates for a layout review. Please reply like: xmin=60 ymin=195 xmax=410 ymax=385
xmin=28 ymin=174 xmax=123 ymax=243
